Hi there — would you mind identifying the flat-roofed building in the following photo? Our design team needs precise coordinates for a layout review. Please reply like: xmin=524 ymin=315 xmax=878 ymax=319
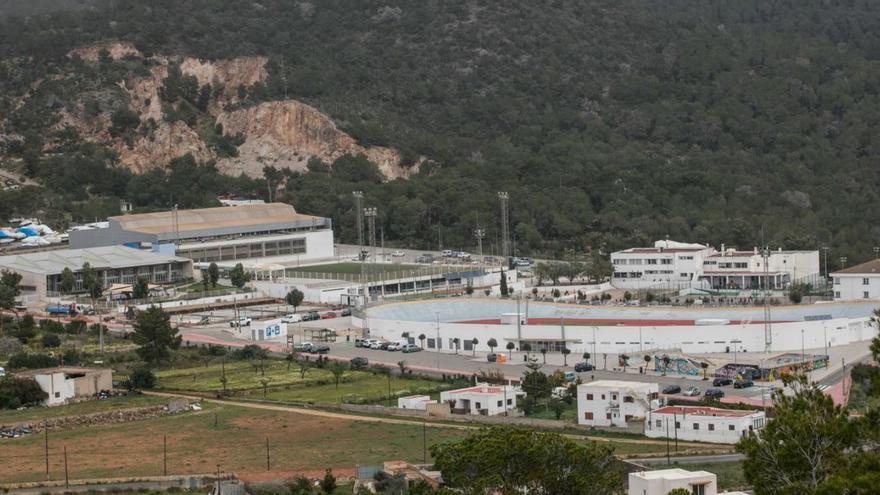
xmin=69 ymin=203 xmax=334 ymax=265
xmin=0 ymin=245 xmax=192 ymax=301
xmin=628 ymin=468 xmax=718 ymax=495
xmin=439 ymin=383 xmax=520 ymax=416
xmin=15 ymin=367 xmax=113 ymax=406
xmin=701 ymin=246 xmax=820 ymax=290
xmin=645 ymin=405 xmax=766 ymax=444
xmin=611 ymin=240 xmax=714 ymax=289
xmin=577 ymin=380 xmax=660 ymax=427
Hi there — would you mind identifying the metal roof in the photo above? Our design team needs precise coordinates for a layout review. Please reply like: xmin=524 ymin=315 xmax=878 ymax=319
xmin=0 ymin=246 xmax=189 ymax=276
xmin=833 ymin=259 xmax=880 ymax=275
xmin=109 ymin=203 xmax=325 ymax=235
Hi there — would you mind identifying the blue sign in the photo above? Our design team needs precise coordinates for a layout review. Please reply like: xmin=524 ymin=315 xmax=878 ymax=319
xmin=264 ymin=324 xmax=282 ymax=338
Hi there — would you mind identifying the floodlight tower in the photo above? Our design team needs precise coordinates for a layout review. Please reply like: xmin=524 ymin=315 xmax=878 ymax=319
xmin=352 ymin=191 xmax=364 ymax=248
xmin=497 ymin=192 xmax=510 ymax=258
xmin=474 ymin=228 xmax=485 ymax=258
xmin=364 ymin=207 xmax=378 ymax=264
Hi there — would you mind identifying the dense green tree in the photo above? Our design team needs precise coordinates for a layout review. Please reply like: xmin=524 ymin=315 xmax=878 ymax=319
xmin=0 ymin=270 xmax=21 ymax=310
xmin=207 ymin=262 xmax=220 ymax=288
xmin=59 ymin=267 xmax=76 ymax=294
xmin=285 ymin=288 xmax=304 ymax=313
xmin=430 ymin=426 xmax=623 ymax=494
xmin=0 ymin=376 xmax=47 ymax=409
xmin=131 ymin=306 xmax=181 ymax=363
xmin=229 ymin=263 xmax=251 ymax=289
xmin=80 ymin=262 xmax=102 ymax=298
xmin=132 ymin=276 xmax=150 ymax=299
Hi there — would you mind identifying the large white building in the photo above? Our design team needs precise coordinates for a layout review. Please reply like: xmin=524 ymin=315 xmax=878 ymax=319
xmin=576 ymin=380 xmax=660 ymax=427
xmin=628 ymin=469 xmax=719 ymax=495
xmin=831 ymin=259 xmax=880 ymax=301
xmin=645 ymin=405 xmax=766 ymax=444
xmin=611 ymin=240 xmax=714 ymax=289
xmin=700 ymin=246 xmax=820 ymax=290
xmin=69 ymin=203 xmax=334 ymax=268
xmin=439 ymin=384 xmax=520 ymax=416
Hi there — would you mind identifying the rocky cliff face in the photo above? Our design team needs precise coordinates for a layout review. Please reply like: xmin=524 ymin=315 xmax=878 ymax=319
xmin=51 ymin=42 xmax=415 ymax=179
xmin=216 ymin=100 xmax=414 ymax=179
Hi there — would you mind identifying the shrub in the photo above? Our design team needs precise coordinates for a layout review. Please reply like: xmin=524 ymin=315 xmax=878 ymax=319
xmin=0 ymin=376 xmax=47 ymax=409
xmin=7 ymin=352 xmax=58 ymax=370
xmin=41 ymin=333 xmax=61 ymax=348
xmin=126 ymin=367 xmax=156 ymax=390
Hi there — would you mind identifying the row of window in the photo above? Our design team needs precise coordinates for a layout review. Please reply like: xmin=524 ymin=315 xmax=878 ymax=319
xmin=584 ymin=393 xmax=635 ymax=403
xmin=834 ymin=291 xmax=872 ymax=299
xmin=833 ymin=278 xmax=874 ymax=285
xmin=178 ymin=238 xmax=307 ymax=263
xmin=612 ymin=258 xmax=674 ymax=265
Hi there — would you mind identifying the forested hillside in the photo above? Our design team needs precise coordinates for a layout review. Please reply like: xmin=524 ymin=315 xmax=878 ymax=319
xmin=2 ymin=0 xmax=880 ymax=266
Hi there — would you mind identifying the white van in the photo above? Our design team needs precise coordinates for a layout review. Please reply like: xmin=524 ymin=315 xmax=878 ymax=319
xmin=281 ymin=313 xmax=302 ymax=323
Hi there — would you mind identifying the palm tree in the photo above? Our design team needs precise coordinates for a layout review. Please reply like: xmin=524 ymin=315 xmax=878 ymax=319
xmin=418 ymin=334 xmax=426 ymax=349
xmin=620 ymin=354 xmax=629 ymax=373
xmin=521 ymin=342 xmax=532 ymax=359
xmin=700 ymin=361 xmax=709 ymax=381
xmin=562 ymin=347 xmax=571 ymax=366
xmin=452 ymin=337 xmax=460 ymax=354
xmin=540 ymin=348 xmax=547 ymax=364
xmin=661 ymin=355 xmax=672 ymax=376
xmin=471 ymin=338 xmax=479 ymax=356
xmin=583 ymin=352 xmax=591 ymax=365
xmin=487 ymin=338 xmax=498 ymax=355
xmin=506 ymin=341 xmax=515 ymax=360
xmin=644 ymin=355 xmax=652 ymax=373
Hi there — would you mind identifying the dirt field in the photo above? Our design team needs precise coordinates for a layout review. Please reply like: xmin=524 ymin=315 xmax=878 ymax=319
xmin=0 ymin=402 xmax=466 ymax=484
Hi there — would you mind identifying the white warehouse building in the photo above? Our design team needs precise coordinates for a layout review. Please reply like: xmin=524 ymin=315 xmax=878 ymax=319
xmin=69 ymin=203 xmax=334 ymax=267
xmin=645 ymin=405 xmax=766 ymax=444
xmin=701 ymin=246 xmax=820 ymax=290
xmin=611 ymin=240 xmax=714 ymax=289
xmin=831 ymin=259 xmax=880 ymax=301
xmin=576 ymin=380 xmax=660 ymax=427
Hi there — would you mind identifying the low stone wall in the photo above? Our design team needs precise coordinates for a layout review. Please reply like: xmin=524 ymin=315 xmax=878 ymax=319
xmin=1 ymin=399 xmax=196 ymax=433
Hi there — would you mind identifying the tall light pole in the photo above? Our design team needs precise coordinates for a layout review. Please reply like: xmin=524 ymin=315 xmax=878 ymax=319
xmin=874 ymin=246 xmax=879 ymax=259
xmin=497 ymin=192 xmax=509 ymax=259
xmin=840 ymin=256 xmax=848 ymax=269
xmin=435 ymin=312 xmax=441 ymax=369
xmin=474 ymin=228 xmax=485 ymax=259
xmin=352 ymin=191 xmax=364 ymax=249
xmin=364 ymin=207 xmax=377 ymax=264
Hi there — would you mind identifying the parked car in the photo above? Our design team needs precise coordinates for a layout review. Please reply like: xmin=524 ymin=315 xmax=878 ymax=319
xmin=310 ymin=344 xmax=330 ymax=354
xmin=340 ymin=308 xmax=352 ymax=317
xmin=301 ymin=312 xmax=320 ymax=321
xmin=662 ymin=385 xmax=682 ymax=394
xmin=705 ymin=388 xmax=725 ymax=399
xmin=712 ymin=377 xmax=733 ymax=387
xmin=294 ymin=342 xmax=314 ymax=352
xmin=683 ymin=386 xmax=701 ymax=397
xmin=401 ymin=343 xmax=421 ymax=353
xmin=354 ymin=338 xmax=364 ymax=347
xmin=734 ymin=379 xmax=754 ymax=389
xmin=514 ymin=258 xmax=531 ymax=267
xmin=416 ymin=254 xmax=434 ymax=263
xmin=320 ymin=312 xmax=337 ymax=319
xmin=574 ymin=362 xmax=594 ymax=372
xmin=350 ymin=357 xmax=369 ymax=368
xmin=441 ymin=250 xmax=454 ymax=257
xmin=379 ymin=342 xmax=392 ymax=350
xmin=551 ymin=386 xmax=569 ymax=399
xmin=387 ymin=342 xmax=402 ymax=351
xmin=391 ymin=250 xmax=405 ymax=257
xmin=229 ymin=317 xmax=252 ymax=327
xmin=369 ymin=340 xmax=384 ymax=350
xmin=281 ymin=314 xmax=302 ymax=323
xmin=487 ymin=353 xmax=498 ymax=363
xmin=564 ymin=371 xmax=577 ymax=382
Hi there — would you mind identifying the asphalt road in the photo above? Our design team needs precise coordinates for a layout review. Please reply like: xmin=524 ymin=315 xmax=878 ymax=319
xmin=629 ymin=453 xmax=745 ymax=466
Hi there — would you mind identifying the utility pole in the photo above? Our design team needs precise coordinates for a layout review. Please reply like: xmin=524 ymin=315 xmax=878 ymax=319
xmin=365 ymin=207 xmax=377 ymax=264
xmin=840 ymin=256 xmax=848 ymax=269
xmin=497 ymin=192 xmax=509 ymax=259
xmin=422 ymin=422 xmax=427 ymax=464
xmin=352 ymin=191 xmax=364 ymax=248
xmin=762 ymin=246 xmax=772 ymax=352
xmin=44 ymin=419 xmax=49 ymax=480
xmin=474 ymin=228 xmax=485 ymax=259
xmin=266 ymin=437 xmax=270 ymax=471
xmin=64 ymin=446 xmax=69 ymax=488
xmin=875 ymin=246 xmax=879 ymax=259
xmin=163 ymin=434 xmax=167 ymax=475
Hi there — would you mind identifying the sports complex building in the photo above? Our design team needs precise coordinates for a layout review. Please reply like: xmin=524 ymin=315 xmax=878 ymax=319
xmin=68 ymin=203 xmax=334 ymax=267
xmin=357 ymin=299 xmax=878 ymax=356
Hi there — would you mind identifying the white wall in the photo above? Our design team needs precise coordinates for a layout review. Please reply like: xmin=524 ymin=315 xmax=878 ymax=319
xmin=34 ymin=372 xmax=76 ymax=406
xmin=576 ymin=383 xmax=657 ymax=427
xmin=357 ymin=316 xmax=876 ymax=355
xmin=833 ymin=274 xmax=880 ymax=301
xmin=628 ymin=471 xmax=718 ymax=495
xmin=645 ymin=411 xmax=765 ymax=444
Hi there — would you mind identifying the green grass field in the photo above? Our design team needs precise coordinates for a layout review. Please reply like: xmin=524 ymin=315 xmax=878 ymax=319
xmin=155 ymin=361 xmax=456 ymax=404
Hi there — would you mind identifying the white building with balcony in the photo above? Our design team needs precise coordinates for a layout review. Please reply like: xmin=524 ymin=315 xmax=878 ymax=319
xmin=831 ymin=259 xmax=880 ymax=301
xmin=644 ymin=405 xmax=766 ymax=444
xmin=700 ymin=246 xmax=820 ymax=290
xmin=576 ymin=380 xmax=660 ymax=427
xmin=611 ymin=240 xmax=715 ymax=290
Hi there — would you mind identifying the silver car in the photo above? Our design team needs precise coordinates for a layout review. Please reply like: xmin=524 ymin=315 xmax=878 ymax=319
xmin=683 ymin=386 xmax=701 ymax=397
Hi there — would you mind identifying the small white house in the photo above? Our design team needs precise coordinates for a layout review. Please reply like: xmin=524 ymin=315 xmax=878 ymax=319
xmin=16 ymin=367 xmax=113 ymax=406
xmin=645 ymin=406 xmax=766 ymax=444
xmin=439 ymin=383 xmax=520 ymax=416
xmin=577 ymin=380 xmax=659 ymax=427
xmin=831 ymin=259 xmax=880 ymax=301
xmin=611 ymin=240 xmax=714 ymax=289
xmin=628 ymin=469 xmax=718 ymax=495
xmin=397 ymin=395 xmax=436 ymax=410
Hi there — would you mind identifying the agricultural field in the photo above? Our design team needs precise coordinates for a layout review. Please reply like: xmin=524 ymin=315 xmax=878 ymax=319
xmin=0 ymin=395 xmax=168 ymax=424
xmin=155 ymin=360 xmax=457 ymax=404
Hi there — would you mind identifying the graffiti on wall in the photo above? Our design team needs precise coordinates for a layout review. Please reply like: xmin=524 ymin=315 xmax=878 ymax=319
xmin=653 ymin=354 xmax=702 ymax=376
xmin=715 ymin=363 xmax=761 ymax=380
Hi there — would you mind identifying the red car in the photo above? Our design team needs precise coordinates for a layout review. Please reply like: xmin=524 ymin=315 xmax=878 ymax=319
xmin=320 ymin=312 xmax=337 ymax=319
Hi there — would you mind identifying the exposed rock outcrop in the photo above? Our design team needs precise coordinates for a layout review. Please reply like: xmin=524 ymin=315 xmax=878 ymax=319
xmin=67 ymin=41 xmax=141 ymax=61
xmin=216 ymin=100 xmax=416 ymax=179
